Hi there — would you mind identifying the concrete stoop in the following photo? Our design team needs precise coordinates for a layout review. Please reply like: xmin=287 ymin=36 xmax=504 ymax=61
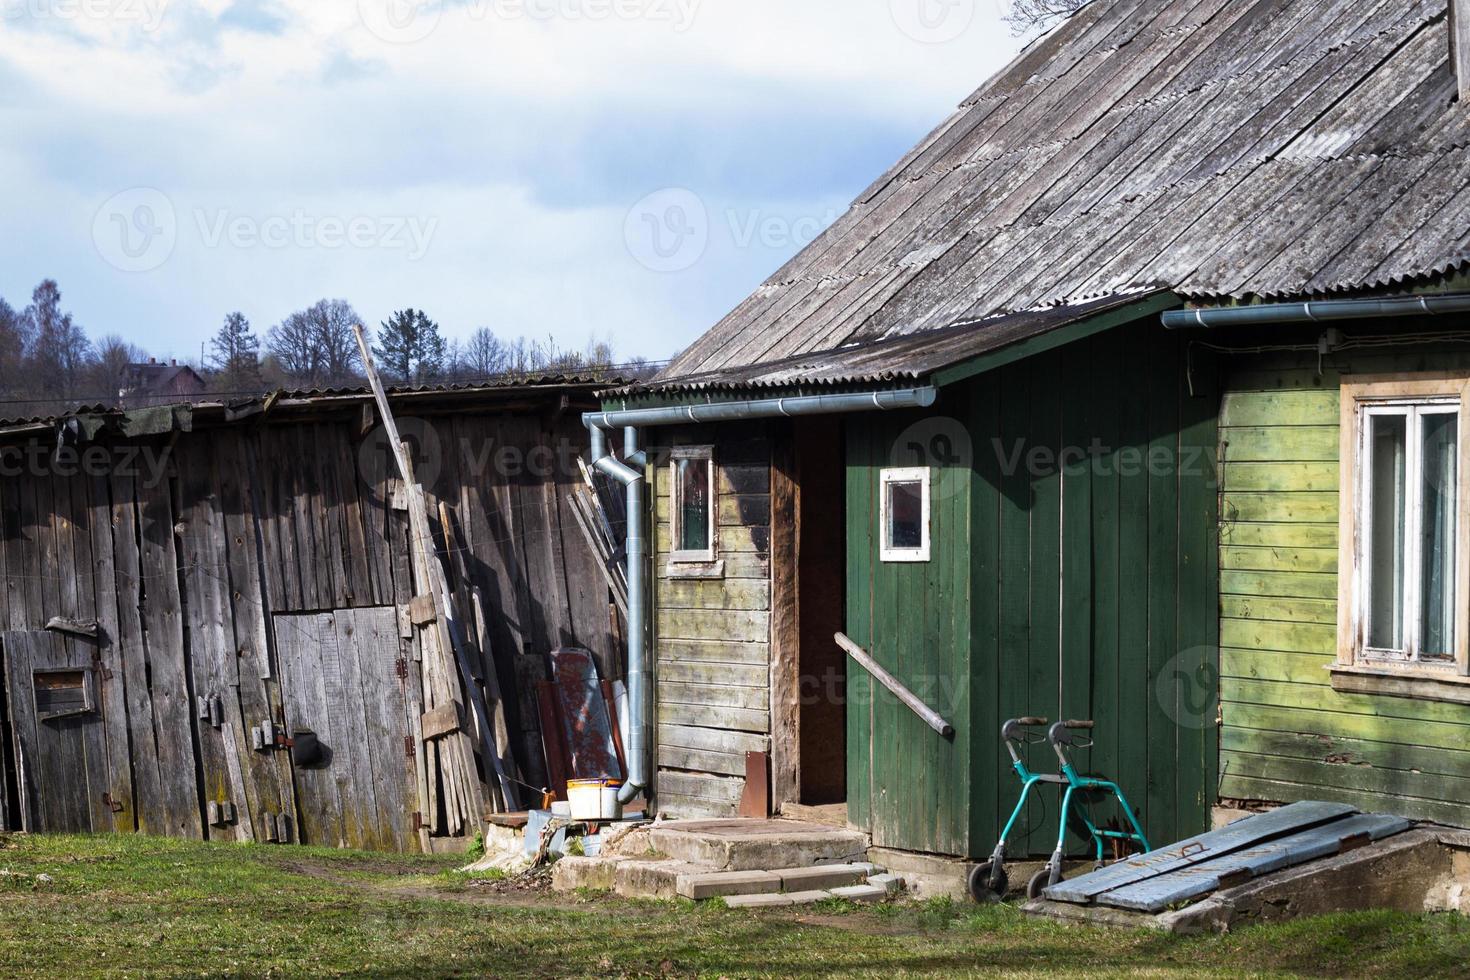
xmin=551 ymin=818 xmax=905 ymax=906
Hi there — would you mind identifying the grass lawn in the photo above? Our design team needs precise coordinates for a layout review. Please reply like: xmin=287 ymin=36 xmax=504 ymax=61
xmin=0 ymin=833 xmax=1465 ymax=978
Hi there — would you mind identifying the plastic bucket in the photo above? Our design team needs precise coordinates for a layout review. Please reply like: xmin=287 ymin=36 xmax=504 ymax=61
xmin=567 ymin=778 xmax=623 ymax=820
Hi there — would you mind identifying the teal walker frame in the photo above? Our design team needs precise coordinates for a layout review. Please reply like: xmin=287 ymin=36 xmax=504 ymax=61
xmin=969 ymin=718 xmax=1152 ymax=901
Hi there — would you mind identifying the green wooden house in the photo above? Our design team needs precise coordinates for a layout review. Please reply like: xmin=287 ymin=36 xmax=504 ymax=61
xmin=591 ymin=0 xmax=1470 ymax=862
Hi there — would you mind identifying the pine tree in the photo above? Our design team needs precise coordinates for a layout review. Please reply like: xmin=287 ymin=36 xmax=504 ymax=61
xmin=374 ymin=308 xmax=446 ymax=384
xmin=211 ymin=312 xmax=263 ymax=391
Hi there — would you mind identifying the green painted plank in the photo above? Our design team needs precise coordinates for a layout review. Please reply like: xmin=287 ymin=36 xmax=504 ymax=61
xmin=844 ymin=421 xmax=874 ymax=833
xmin=1086 ymin=332 xmax=1122 ymax=829
xmin=1219 ymin=389 xmax=1338 ymax=428
xmin=1223 ymin=676 xmax=1470 ymax=726
xmin=1222 ymin=492 xmax=1338 ymax=524
xmin=1029 ymin=351 xmax=1063 ymax=728
xmin=1146 ymin=331 xmax=1182 ymax=846
xmin=1216 ymin=426 xmax=1339 ymax=462
xmin=1115 ymin=322 xmax=1153 ymax=847
xmin=1219 ymin=545 xmax=1337 ymax=574
xmin=1221 ymin=462 xmax=1338 ymax=493
xmin=1220 ymin=648 xmax=1332 ymax=685
xmin=1218 ymin=522 xmax=1338 ymax=550
xmin=1224 ymin=751 xmax=1470 ymax=810
xmin=1219 ymin=569 xmax=1337 ymax=600
xmin=1223 ymin=702 xmax=1470 ymax=755
xmin=1060 ymin=344 xmax=1094 ymax=738
xmin=1220 ymin=595 xmax=1337 ymax=625
xmin=1222 ymin=726 xmax=1470 ymax=781
xmin=1219 ymin=774 xmax=1470 ymax=828
xmin=969 ymin=379 xmax=1003 ymax=853
xmin=1220 ymin=618 xmax=1336 ymax=656
xmin=1176 ymin=331 xmax=1219 ymax=836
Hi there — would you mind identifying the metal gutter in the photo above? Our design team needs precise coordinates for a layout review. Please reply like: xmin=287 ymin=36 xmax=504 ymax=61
xmin=583 ymin=383 xmax=937 ymax=809
xmin=1162 ymin=293 xmax=1470 ymax=329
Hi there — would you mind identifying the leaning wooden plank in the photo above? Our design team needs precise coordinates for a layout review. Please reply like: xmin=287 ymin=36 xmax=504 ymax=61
xmin=1096 ymin=813 xmax=1414 ymax=913
xmin=3 ymin=631 xmax=41 ymax=830
xmin=351 ymin=323 xmax=500 ymax=825
xmin=1044 ymin=801 xmax=1360 ymax=904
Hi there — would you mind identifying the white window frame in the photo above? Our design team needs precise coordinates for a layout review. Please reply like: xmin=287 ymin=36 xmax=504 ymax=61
xmin=1335 ymin=373 xmax=1470 ymax=703
xmin=879 ymin=466 xmax=931 ymax=564
xmin=669 ymin=445 xmax=717 ymax=564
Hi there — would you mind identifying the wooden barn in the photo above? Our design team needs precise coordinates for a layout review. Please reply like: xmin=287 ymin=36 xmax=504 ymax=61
xmin=588 ymin=0 xmax=1470 ymax=866
xmin=0 ymin=378 xmax=625 ymax=851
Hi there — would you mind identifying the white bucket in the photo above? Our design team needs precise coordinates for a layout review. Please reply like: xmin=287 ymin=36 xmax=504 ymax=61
xmin=567 ymin=779 xmax=622 ymax=821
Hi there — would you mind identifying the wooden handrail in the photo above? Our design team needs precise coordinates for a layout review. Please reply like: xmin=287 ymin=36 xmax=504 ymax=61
xmin=834 ymin=632 xmax=955 ymax=738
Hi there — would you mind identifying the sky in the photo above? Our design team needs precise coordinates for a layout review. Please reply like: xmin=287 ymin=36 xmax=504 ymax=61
xmin=0 ymin=0 xmax=1031 ymax=365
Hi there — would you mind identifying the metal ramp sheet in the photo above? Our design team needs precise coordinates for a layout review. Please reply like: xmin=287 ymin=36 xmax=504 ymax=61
xmin=1044 ymin=801 xmax=1359 ymax=904
xmin=1096 ymin=813 xmax=1414 ymax=913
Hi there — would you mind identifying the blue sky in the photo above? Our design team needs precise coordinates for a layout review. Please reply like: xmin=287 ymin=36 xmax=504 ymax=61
xmin=0 ymin=1 xmax=1028 ymax=364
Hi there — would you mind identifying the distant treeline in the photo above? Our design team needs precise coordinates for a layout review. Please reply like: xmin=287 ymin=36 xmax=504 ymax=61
xmin=0 ymin=280 xmax=658 ymax=419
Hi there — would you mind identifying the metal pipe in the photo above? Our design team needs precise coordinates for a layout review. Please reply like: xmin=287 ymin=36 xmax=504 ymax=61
xmin=585 ymin=384 xmax=938 ymax=811
xmin=1162 ymin=293 xmax=1470 ymax=330
xmin=585 ymin=386 xmax=938 ymax=430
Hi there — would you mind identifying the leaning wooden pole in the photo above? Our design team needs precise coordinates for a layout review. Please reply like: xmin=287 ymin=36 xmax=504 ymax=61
xmin=351 ymin=323 xmax=517 ymax=815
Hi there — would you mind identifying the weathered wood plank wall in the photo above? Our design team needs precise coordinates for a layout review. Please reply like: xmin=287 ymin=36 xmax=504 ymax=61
xmin=0 ymin=393 xmax=620 ymax=849
xmin=650 ymin=424 xmax=773 ymax=817
xmin=1219 ymin=341 xmax=1470 ymax=828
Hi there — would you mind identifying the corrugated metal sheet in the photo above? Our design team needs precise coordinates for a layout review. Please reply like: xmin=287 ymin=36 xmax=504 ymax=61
xmin=617 ymin=294 xmax=1147 ymax=394
xmin=661 ymin=0 xmax=1470 ymax=383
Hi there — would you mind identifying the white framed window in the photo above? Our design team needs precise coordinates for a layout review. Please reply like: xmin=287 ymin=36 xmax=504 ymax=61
xmin=669 ymin=445 xmax=716 ymax=563
xmin=1337 ymin=374 xmax=1470 ymax=702
xmin=880 ymin=467 xmax=930 ymax=563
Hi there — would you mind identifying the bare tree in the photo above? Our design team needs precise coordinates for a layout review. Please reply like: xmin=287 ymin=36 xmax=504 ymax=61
xmin=24 ymin=280 xmax=93 ymax=399
xmin=0 ymin=295 xmax=32 ymax=399
xmin=90 ymin=334 xmax=148 ymax=397
xmin=268 ymin=299 xmax=364 ymax=387
xmin=458 ymin=327 xmax=510 ymax=378
xmin=1005 ymin=0 xmax=1089 ymax=34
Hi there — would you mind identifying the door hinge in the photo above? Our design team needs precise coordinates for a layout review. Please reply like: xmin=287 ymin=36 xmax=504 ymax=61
xmin=404 ymin=735 xmax=415 ymax=759
xmin=101 ymin=792 xmax=124 ymax=813
xmin=396 ymin=658 xmax=409 ymax=681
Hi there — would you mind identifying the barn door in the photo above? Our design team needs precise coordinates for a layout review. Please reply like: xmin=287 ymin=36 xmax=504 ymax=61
xmin=2 ymin=631 xmax=114 ymax=833
xmin=274 ymin=607 xmax=416 ymax=851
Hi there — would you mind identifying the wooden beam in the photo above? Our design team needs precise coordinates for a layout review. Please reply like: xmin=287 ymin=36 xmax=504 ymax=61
xmin=835 ymin=632 xmax=955 ymax=738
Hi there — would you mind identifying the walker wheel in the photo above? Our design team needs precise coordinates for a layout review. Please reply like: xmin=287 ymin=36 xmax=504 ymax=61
xmin=968 ymin=861 xmax=1008 ymax=902
xmin=1027 ymin=868 xmax=1053 ymax=900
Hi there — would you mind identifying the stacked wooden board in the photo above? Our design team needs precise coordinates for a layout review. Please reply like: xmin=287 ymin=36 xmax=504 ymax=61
xmin=1043 ymin=802 xmax=1412 ymax=914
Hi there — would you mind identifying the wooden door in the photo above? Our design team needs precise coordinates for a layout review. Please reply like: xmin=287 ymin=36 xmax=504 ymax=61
xmin=274 ymin=607 xmax=416 ymax=851
xmin=3 ymin=631 xmax=114 ymax=833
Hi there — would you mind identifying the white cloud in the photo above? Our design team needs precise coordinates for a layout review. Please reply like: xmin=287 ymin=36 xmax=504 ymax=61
xmin=0 ymin=0 xmax=1028 ymax=361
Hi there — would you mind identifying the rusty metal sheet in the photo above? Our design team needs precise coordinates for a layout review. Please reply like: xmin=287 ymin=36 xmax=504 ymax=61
xmin=550 ymin=648 xmax=621 ymax=782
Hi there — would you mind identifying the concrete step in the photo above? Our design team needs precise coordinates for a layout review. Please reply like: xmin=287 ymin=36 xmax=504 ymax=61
xmin=648 ymin=819 xmax=870 ymax=872
xmin=675 ymin=862 xmax=882 ymax=900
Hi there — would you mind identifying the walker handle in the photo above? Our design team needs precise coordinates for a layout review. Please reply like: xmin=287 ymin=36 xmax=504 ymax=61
xmin=1064 ymin=720 xmax=1095 ymax=730
xmin=1017 ymin=717 xmax=1049 ymax=727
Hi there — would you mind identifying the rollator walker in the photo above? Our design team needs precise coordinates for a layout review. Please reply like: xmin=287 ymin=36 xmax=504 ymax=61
xmin=969 ymin=717 xmax=1152 ymax=901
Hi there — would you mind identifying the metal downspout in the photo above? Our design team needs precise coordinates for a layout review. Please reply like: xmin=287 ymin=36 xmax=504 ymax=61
xmin=583 ymin=383 xmax=936 ymax=811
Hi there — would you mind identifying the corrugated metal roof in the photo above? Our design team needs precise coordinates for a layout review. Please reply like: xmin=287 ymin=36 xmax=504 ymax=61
xmin=0 ymin=376 xmax=620 ymax=430
xmin=661 ymin=0 xmax=1470 ymax=383
xmin=617 ymin=294 xmax=1147 ymax=394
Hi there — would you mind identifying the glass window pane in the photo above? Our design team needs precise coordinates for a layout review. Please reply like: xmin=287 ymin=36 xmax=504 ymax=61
xmin=1367 ymin=414 xmax=1407 ymax=651
xmin=887 ymin=480 xmax=924 ymax=550
xmin=1419 ymin=412 xmax=1458 ymax=661
xmin=676 ymin=457 xmax=711 ymax=552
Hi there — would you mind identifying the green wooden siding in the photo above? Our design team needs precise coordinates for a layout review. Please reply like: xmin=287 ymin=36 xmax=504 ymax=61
xmin=1218 ymin=345 xmax=1470 ymax=828
xmin=847 ymin=320 xmax=1218 ymax=858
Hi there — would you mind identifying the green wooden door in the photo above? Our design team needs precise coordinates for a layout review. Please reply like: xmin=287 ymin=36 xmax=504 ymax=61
xmin=846 ymin=406 xmax=972 ymax=856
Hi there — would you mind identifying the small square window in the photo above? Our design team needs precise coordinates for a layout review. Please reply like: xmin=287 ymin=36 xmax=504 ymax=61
xmin=670 ymin=446 xmax=716 ymax=563
xmin=880 ymin=467 xmax=930 ymax=563
xmin=34 ymin=668 xmax=95 ymax=721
